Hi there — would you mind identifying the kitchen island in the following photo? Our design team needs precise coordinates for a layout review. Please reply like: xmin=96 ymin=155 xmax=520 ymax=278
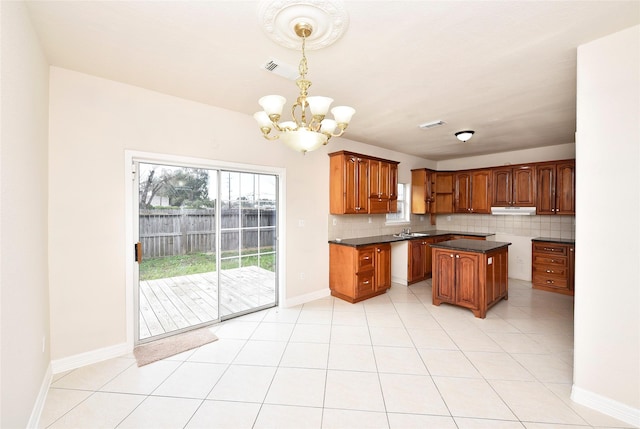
xmin=430 ymin=239 xmax=511 ymax=318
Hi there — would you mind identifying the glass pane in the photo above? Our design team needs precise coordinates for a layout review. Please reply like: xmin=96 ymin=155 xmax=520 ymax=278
xmin=138 ymin=163 xmax=218 ymax=341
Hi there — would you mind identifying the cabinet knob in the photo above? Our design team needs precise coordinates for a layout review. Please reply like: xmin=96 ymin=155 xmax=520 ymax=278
xmin=377 ymin=248 xmax=381 ymax=253
xmin=450 ymin=254 xmax=454 ymax=258
xmin=455 ymin=254 xmax=460 ymax=258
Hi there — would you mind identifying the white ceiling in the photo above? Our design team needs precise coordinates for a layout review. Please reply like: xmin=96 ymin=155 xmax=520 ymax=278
xmin=25 ymin=0 xmax=640 ymax=160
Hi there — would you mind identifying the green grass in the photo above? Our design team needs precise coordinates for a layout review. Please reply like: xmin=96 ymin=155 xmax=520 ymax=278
xmin=140 ymin=251 xmax=275 ymax=281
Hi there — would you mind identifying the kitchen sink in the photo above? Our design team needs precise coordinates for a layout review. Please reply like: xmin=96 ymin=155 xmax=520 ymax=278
xmin=393 ymin=232 xmax=430 ymax=238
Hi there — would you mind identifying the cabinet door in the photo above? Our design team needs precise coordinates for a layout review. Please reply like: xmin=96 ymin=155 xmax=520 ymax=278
xmin=369 ymin=160 xmax=381 ymax=199
xmin=434 ymin=250 xmax=456 ymax=302
xmin=491 ymin=168 xmax=512 ymax=207
xmin=389 ymin=163 xmax=399 ymax=213
xmin=536 ymin=163 xmax=556 ymax=214
xmin=374 ymin=244 xmax=391 ymax=291
xmin=411 ymin=169 xmax=429 ymax=214
xmin=556 ymin=161 xmax=575 ymax=214
xmin=512 ymin=166 xmax=536 ymax=207
xmin=408 ymin=239 xmax=425 ymax=283
xmin=422 ymin=239 xmax=433 ymax=277
xmin=344 ymin=156 xmax=367 ymax=214
xmin=455 ymin=253 xmax=480 ymax=310
xmin=455 ymin=172 xmax=472 ymax=213
xmin=471 ymin=170 xmax=491 ymax=213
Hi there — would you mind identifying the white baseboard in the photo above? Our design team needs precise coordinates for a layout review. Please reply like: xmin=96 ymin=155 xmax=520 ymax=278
xmin=571 ymin=385 xmax=640 ymax=428
xmin=51 ymin=342 xmax=131 ymax=374
xmin=391 ymin=276 xmax=408 ymax=285
xmin=27 ymin=363 xmax=52 ymax=429
xmin=282 ymin=288 xmax=330 ymax=308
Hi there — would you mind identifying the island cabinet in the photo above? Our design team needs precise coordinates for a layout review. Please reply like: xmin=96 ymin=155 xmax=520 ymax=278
xmin=329 ymin=151 xmax=399 ymax=215
xmin=454 ymin=169 xmax=491 ymax=214
xmin=491 ymin=165 xmax=536 ymax=207
xmin=411 ymin=168 xmax=435 ymax=214
xmin=408 ymin=235 xmax=486 ymax=284
xmin=431 ymin=239 xmax=510 ymax=318
xmin=329 ymin=243 xmax=391 ymax=303
xmin=536 ymin=160 xmax=575 ymax=215
xmin=531 ymin=239 xmax=575 ymax=295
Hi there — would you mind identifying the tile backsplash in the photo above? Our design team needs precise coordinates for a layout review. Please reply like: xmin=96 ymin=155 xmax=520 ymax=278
xmin=328 ymin=213 xmax=575 ymax=241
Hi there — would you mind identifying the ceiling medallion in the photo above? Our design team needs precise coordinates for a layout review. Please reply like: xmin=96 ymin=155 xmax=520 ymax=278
xmin=257 ymin=0 xmax=349 ymax=50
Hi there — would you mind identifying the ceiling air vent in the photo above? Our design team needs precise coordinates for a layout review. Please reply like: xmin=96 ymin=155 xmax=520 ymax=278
xmin=418 ymin=120 xmax=446 ymax=130
xmin=262 ymin=58 xmax=299 ymax=80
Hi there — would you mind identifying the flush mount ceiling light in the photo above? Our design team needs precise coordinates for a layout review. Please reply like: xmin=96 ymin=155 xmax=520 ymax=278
xmin=455 ymin=130 xmax=475 ymax=142
xmin=254 ymin=0 xmax=355 ymax=154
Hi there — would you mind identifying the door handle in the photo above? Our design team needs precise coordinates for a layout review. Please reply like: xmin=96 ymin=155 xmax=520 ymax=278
xmin=134 ymin=242 xmax=143 ymax=263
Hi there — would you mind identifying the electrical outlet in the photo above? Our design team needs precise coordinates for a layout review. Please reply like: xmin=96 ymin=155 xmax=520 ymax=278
xmin=447 ymin=216 xmax=452 ymax=221
xmin=298 ymin=219 xmax=305 ymax=227
xmin=299 ymin=272 xmax=305 ymax=280
xmin=332 ymin=218 xmax=337 ymax=226
xmin=368 ymin=217 xmax=372 ymax=224
xmin=420 ymin=216 xmax=424 ymax=221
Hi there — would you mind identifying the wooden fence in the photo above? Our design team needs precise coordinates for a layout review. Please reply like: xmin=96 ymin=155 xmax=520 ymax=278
xmin=140 ymin=208 xmax=276 ymax=258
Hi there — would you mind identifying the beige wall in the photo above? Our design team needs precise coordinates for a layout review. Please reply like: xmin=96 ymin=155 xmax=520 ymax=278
xmin=573 ymin=25 xmax=640 ymax=422
xmin=0 ymin=1 xmax=51 ymax=427
xmin=47 ymin=67 xmax=432 ymax=361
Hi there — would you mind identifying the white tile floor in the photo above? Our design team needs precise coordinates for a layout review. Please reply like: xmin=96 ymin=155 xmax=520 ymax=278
xmin=40 ymin=279 xmax=634 ymax=429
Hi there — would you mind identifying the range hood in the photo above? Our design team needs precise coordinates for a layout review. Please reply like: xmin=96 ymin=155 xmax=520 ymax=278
xmin=491 ymin=206 xmax=537 ymax=215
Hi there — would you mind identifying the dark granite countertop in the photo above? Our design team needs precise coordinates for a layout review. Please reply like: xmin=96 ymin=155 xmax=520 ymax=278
xmin=328 ymin=230 xmax=495 ymax=248
xmin=532 ymin=237 xmax=575 ymax=245
xmin=430 ymin=239 xmax=511 ymax=253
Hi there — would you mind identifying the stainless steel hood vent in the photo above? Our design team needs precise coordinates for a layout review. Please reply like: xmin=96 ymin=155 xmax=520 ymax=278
xmin=491 ymin=207 xmax=537 ymax=215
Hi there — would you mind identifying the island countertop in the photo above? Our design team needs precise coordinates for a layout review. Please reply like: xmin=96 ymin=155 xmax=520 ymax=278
xmin=429 ymin=239 xmax=511 ymax=253
xmin=328 ymin=230 xmax=495 ymax=248
xmin=532 ymin=237 xmax=575 ymax=245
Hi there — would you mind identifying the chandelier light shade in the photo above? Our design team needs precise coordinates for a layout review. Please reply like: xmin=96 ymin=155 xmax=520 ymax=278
xmin=254 ymin=21 xmax=355 ymax=154
xmin=455 ymin=130 xmax=475 ymax=142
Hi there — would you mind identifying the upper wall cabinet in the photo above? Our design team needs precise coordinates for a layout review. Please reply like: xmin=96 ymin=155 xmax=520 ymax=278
xmin=454 ymin=169 xmax=491 ymax=214
xmin=491 ymin=165 xmax=536 ymax=207
xmin=434 ymin=172 xmax=454 ymax=214
xmin=536 ymin=160 xmax=575 ymax=215
xmin=411 ymin=168 xmax=435 ymax=214
xmin=329 ymin=151 xmax=399 ymax=215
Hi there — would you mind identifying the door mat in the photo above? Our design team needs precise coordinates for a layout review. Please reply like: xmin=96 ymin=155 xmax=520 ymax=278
xmin=134 ymin=328 xmax=218 ymax=367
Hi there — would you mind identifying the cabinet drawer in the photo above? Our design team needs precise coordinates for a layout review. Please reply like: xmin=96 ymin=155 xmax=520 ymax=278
xmin=533 ymin=264 xmax=567 ymax=277
xmin=357 ymin=248 xmax=375 ymax=271
xmin=356 ymin=272 xmax=375 ymax=296
xmin=368 ymin=198 xmax=389 ymax=214
xmin=532 ymin=273 xmax=568 ymax=289
xmin=533 ymin=255 xmax=567 ymax=266
xmin=533 ymin=243 xmax=567 ymax=255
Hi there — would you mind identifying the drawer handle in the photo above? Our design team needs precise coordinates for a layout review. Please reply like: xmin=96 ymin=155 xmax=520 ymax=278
xmin=546 ymin=280 xmax=554 ymax=284
xmin=543 ymin=247 xmax=561 ymax=252
xmin=363 ymin=281 xmax=370 ymax=285
xmin=546 ymin=269 xmax=553 ymax=273
xmin=363 ymin=256 xmax=370 ymax=260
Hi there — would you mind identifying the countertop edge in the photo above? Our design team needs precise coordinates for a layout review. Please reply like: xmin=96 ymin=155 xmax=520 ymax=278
xmin=329 ymin=231 xmax=496 ymax=248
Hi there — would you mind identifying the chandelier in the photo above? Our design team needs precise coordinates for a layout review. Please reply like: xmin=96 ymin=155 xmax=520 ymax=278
xmin=254 ymin=21 xmax=355 ymax=154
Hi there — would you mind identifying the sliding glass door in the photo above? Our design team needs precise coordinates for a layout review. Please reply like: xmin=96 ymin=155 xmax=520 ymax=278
xmin=134 ymin=161 xmax=278 ymax=343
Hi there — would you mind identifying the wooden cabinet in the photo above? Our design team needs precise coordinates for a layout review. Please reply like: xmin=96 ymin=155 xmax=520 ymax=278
xmin=434 ymin=172 xmax=455 ymax=213
xmin=432 ymin=245 xmax=509 ymax=318
xmin=408 ymin=238 xmax=433 ymax=283
xmin=329 ymin=151 xmax=399 ymax=215
xmin=329 ymin=243 xmax=391 ymax=303
xmin=454 ymin=169 xmax=491 ymax=213
xmin=410 ymin=169 xmax=435 ymax=214
xmin=531 ymin=241 xmax=575 ymax=295
xmin=492 ymin=165 xmax=536 ymax=207
xmin=536 ymin=160 xmax=575 ymax=215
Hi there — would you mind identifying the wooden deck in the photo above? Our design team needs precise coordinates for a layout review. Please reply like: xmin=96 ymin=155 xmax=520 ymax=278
xmin=139 ymin=266 xmax=276 ymax=340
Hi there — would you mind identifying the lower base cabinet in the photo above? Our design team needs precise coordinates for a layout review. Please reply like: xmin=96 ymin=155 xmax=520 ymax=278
xmin=329 ymin=243 xmax=391 ymax=303
xmin=531 ymin=241 xmax=575 ymax=295
xmin=432 ymin=246 xmax=509 ymax=318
